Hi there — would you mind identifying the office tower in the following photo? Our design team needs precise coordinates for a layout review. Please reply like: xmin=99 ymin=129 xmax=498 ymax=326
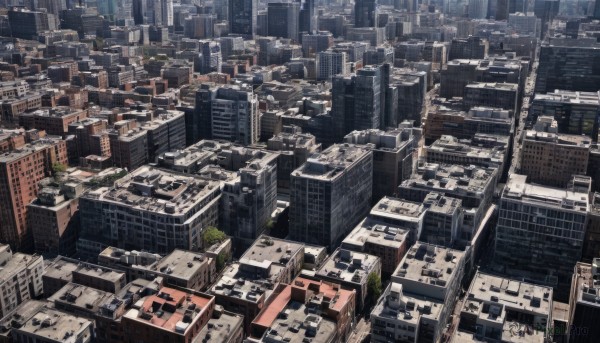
xmin=35 ymin=0 xmax=66 ymax=19
xmin=421 ymin=192 xmax=463 ymax=247
xmin=331 ymin=66 xmax=390 ymax=141
xmin=132 ymin=0 xmax=147 ymax=24
xmin=355 ymin=0 xmax=377 ymax=28
xmin=219 ymin=36 xmax=244 ymax=60
xmin=0 ymin=245 xmax=43 ymax=318
xmin=534 ymin=0 xmax=559 ymax=38
xmin=267 ymin=2 xmax=300 ymax=42
xmin=108 ymin=120 xmax=148 ymax=170
xmin=302 ymin=31 xmax=333 ymax=58
xmin=530 ymin=90 xmax=600 ymax=139
xmin=211 ymin=85 xmax=259 ymax=145
xmin=229 ymin=0 xmax=257 ymax=39
xmin=453 ymin=272 xmax=554 ymax=341
xmin=161 ymin=0 xmax=173 ymax=26
xmin=536 ymin=39 xmax=600 ymax=93
xmin=97 ymin=0 xmax=118 ymax=23
xmin=463 ymin=82 xmax=519 ymax=114
xmin=568 ymin=260 xmax=600 ymax=342
xmin=316 ymin=50 xmax=348 ymax=81
xmin=184 ymin=14 xmax=215 ymax=39
xmin=468 ymin=0 xmax=489 ymax=18
xmin=520 ymin=116 xmax=590 ymax=188
xmin=509 ymin=12 xmax=542 ymax=37
xmin=77 ymin=166 xmax=221 ymax=259
xmin=344 ymin=128 xmax=416 ymax=203
xmin=595 ymin=0 xmax=600 ymax=19
xmin=8 ymin=8 xmax=55 ymax=40
xmin=198 ymin=40 xmax=222 ymax=74
xmin=363 ymin=46 xmax=394 ymax=66
xmin=393 ymin=73 xmax=426 ymax=125
xmin=495 ymin=174 xmax=589 ymax=300
xmin=299 ymin=0 xmax=315 ymax=34
xmin=448 ymin=36 xmax=488 ymax=60
xmin=373 ymin=243 xmax=466 ymax=343
xmin=289 ymin=144 xmax=373 ymax=250
xmin=583 ymin=194 xmax=600 ymax=263
xmin=0 ymin=139 xmax=68 ymax=251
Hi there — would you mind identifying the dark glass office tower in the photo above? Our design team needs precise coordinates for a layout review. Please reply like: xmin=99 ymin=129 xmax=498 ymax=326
xmin=229 ymin=0 xmax=257 ymax=39
xmin=355 ymin=0 xmax=376 ymax=27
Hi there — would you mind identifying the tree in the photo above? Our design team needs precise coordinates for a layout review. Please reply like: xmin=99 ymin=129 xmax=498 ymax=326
xmin=367 ymin=272 xmax=382 ymax=304
xmin=52 ymin=162 xmax=67 ymax=174
xmin=203 ymin=226 xmax=227 ymax=247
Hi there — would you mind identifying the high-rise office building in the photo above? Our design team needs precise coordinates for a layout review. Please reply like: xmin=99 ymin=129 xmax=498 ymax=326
xmin=316 ymin=50 xmax=348 ymax=81
xmin=299 ymin=0 xmax=315 ymax=34
xmin=302 ymin=31 xmax=333 ymax=58
xmin=535 ymin=39 xmax=600 ymax=93
xmin=267 ymin=2 xmax=300 ymax=42
xmin=448 ymin=36 xmax=488 ymax=60
xmin=568 ymin=260 xmax=600 ymax=342
xmin=289 ymin=144 xmax=373 ymax=250
xmin=229 ymin=0 xmax=257 ymax=39
xmin=198 ymin=40 xmax=222 ymax=74
xmin=8 ymin=8 xmax=55 ymax=40
xmin=355 ymin=0 xmax=377 ymax=28
xmin=495 ymin=174 xmax=589 ymax=300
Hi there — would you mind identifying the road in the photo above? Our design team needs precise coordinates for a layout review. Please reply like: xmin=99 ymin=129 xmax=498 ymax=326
xmin=347 ymin=317 xmax=371 ymax=343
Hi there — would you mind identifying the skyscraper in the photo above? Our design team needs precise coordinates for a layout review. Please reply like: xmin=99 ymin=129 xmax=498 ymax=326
xmin=299 ymin=0 xmax=315 ymax=34
xmin=355 ymin=0 xmax=377 ymax=28
xmin=267 ymin=2 xmax=300 ymax=42
xmin=229 ymin=0 xmax=257 ymax=39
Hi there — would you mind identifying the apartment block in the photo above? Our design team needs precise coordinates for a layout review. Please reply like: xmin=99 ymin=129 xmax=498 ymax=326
xmin=425 ymin=106 xmax=513 ymax=143
xmin=251 ymin=277 xmax=356 ymax=342
xmin=141 ymin=249 xmax=216 ymax=291
xmin=289 ymin=144 xmax=373 ymax=250
xmin=0 ymin=245 xmax=43 ymax=318
xmin=421 ymin=192 xmax=463 ymax=248
xmin=0 ymin=299 xmax=47 ymax=343
xmin=0 ymin=138 xmax=68 ymax=251
xmin=77 ymin=166 xmax=221 ymax=259
xmin=341 ymin=218 xmax=409 ymax=275
xmin=568 ymin=260 xmax=600 ymax=343
xmin=495 ymin=174 xmax=589 ymax=300
xmin=97 ymin=247 xmax=162 ymax=282
xmin=368 ymin=196 xmax=426 ymax=244
xmin=376 ymin=243 xmax=465 ymax=343
xmin=344 ymin=128 xmax=417 ymax=203
xmin=122 ymin=286 xmax=215 ymax=343
xmin=453 ymin=272 xmax=553 ymax=342
xmin=11 ymin=307 xmax=93 ymax=343
xmin=19 ymin=107 xmax=87 ymax=136
xmin=398 ymin=163 xmax=497 ymax=242
xmin=267 ymin=125 xmax=321 ymax=195
xmin=315 ymin=249 xmax=381 ymax=312
xmin=520 ymin=116 xmax=591 ymax=187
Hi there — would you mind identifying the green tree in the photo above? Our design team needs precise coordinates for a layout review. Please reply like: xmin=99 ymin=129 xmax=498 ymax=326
xmin=52 ymin=162 xmax=67 ymax=174
xmin=203 ymin=226 xmax=227 ymax=247
xmin=367 ymin=272 xmax=382 ymax=304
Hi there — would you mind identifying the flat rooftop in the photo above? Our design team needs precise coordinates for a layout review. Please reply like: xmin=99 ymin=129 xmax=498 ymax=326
xmin=124 ymin=287 xmax=213 ymax=335
xmin=291 ymin=144 xmax=371 ymax=180
xmin=21 ymin=107 xmax=85 ymax=118
xmin=426 ymin=135 xmax=506 ymax=164
xmin=466 ymin=82 xmax=519 ymax=91
xmin=342 ymin=218 xmax=409 ymax=250
xmin=393 ymin=243 xmax=465 ymax=288
xmin=316 ymin=249 xmax=380 ymax=285
xmin=370 ymin=196 xmax=426 ymax=222
xmin=533 ymin=89 xmax=600 ymax=105
xmin=524 ymin=130 xmax=591 ymax=147
xmin=240 ymin=236 xmax=304 ymax=269
xmin=192 ymin=309 xmax=243 ymax=343
xmin=83 ymin=166 xmax=220 ymax=215
xmin=15 ymin=307 xmax=92 ymax=343
xmin=49 ymin=282 xmax=116 ymax=313
xmin=372 ymin=282 xmax=443 ymax=327
xmin=149 ymin=249 xmax=212 ymax=281
xmin=0 ymin=139 xmax=64 ymax=164
xmin=0 ymin=253 xmax=42 ymax=282
xmin=343 ymin=128 xmax=415 ymax=151
xmin=572 ymin=260 xmax=600 ymax=308
xmin=503 ymin=174 xmax=589 ymax=212
xmin=211 ymin=263 xmax=279 ymax=304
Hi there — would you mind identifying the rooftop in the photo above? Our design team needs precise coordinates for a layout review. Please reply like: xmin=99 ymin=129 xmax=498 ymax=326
xmin=21 ymin=107 xmax=85 ymax=118
xmin=343 ymin=128 xmax=415 ymax=151
xmin=49 ymin=283 xmax=117 ymax=314
xmin=149 ymin=249 xmax=212 ymax=281
xmin=83 ymin=166 xmax=220 ymax=215
xmin=393 ymin=243 xmax=465 ymax=289
xmin=426 ymin=135 xmax=507 ymax=165
xmin=240 ymin=236 xmax=304 ymax=270
xmin=342 ymin=218 xmax=409 ymax=250
xmin=0 ymin=138 xmax=64 ymax=164
xmin=291 ymin=144 xmax=371 ymax=180
xmin=192 ymin=308 xmax=243 ymax=343
xmin=211 ymin=263 xmax=279 ymax=304
xmin=15 ymin=307 xmax=93 ymax=343
xmin=502 ymin=174 xmax=589 ymax=212
xmin=316 ymin=249 xmax=380 ymax=285
xmin=572 ymin=260 xmax=600 ymax=308
xmin=124 ymin=287 xmax=213 ymax=335
xmin=370 ymin=196 xmax=426 ymax=222
xmin=533 ymin=89 xmax=600 ymax=105
xmin=371 ymin=282 xmax=443 ymax=327
xmin=465 ymin=82 xmax=519 ymax=91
